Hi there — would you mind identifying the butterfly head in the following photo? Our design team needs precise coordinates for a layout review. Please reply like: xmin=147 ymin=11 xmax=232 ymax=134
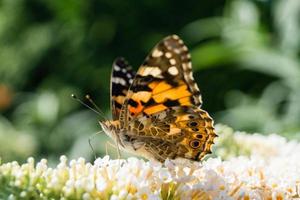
xmin=99 ymin=120 xmax=120 ymax=140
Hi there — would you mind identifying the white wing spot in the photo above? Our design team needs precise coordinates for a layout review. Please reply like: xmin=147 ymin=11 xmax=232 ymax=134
xmin=120 ymin=78 xmax=126 ymax=86
xmin=188 ymin=71 xmax=194 ymax=80
xmin=172 ymin=35 xmax=179 ymax=40
xmin=170 ymin=58 xmax=176 ymax=65
xmin=174 ymin=48 xmax=181 ymax=54
xmin=150 ymin=68 xmax=162 ymax=76
xmin=126 ymin=73 xmax=132 ymax=78
xmin=143 ymin=67 xmax=161 ymax=77
xmin=165 ymin=52 xmax=172 ymax=58
xmin=164 ymin=42 xmax=173 ymax=51
xmin=122 ymin=68 xmax=127 ymax=73
xmin=168 ymin=66 xmax=179 ymax=76
xmin=114 ymin=65 xmax=120 ymax=71
xmin=112 ymin=77 xmax=126 ymax=86
xmin=181 ymin=54 xmax=191 ymax=60
xmin=182 ymin=46 xmax=188 ymax=51
xmin=152 ymin=49 xmax=163 ymax=57
xmin=182 ymin=63 xmax=189 ymax=70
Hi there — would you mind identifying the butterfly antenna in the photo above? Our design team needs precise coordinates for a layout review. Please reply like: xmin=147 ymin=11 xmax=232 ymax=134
xmin=71 ymin=94 xmax=105 ymax=120
xmin=85 ymin=94 xmax=106 ymax=117
xmin=85 ymin=94 xmax=112 ymax=126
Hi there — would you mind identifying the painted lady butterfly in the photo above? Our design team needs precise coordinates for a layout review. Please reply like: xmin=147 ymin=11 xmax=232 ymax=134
xmin=100 ymin=35 xmax=216 ymax=162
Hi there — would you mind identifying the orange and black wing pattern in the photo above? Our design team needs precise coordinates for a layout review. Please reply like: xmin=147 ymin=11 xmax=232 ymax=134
xmin=108 ymin=35 xmax=216 ymax=162
xmin=124 ymin=35 xmax=202 ymax=117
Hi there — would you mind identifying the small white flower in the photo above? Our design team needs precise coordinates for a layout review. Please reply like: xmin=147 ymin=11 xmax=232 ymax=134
xmin=136 ymin=186 xmax=155 ymax=200
xmin=110 ymin=194 xmax=118 ymax=200
xmin=82 ymin=192 xmax=91 ymax=200
xmin=94 ymin=155 xmax=110 ymax=167
xmin=118 ymin=189 xmax=128 ymax=198
xmin=96 ymin=177 xmax=107 ymax=192
xmin=158 ymin=168 xmax=172 ymax=183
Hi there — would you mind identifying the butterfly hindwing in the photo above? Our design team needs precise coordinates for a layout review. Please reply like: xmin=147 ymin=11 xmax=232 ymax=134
xmin=126 ymin=106 xmax=216 ymax=162
xmin=110 ymin=57 xmax=136 ymax=120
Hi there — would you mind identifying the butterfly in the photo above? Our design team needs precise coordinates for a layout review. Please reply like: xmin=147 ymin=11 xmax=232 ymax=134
xmin=100 ymin=35 xmax=216 ymax=162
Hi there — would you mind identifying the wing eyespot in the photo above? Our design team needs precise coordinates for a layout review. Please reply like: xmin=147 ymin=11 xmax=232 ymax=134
xmin=189 ymin=140 xmax=201 ymax=149
xmin=195 ymin=134 xmax=203 ymax=139
xmin=188 ymin=121 xmax=198 ymax=127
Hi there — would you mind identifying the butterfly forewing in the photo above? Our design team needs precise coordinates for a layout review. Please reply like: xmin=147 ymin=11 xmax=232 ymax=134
xmin=124 ymin=35 xmax=202 ymax=117
xmin=110 ymin=57 xmax=136 ymax=120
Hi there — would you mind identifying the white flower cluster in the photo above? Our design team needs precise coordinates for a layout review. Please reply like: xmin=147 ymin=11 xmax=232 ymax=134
xmin=1 ymin=129 xmax=300 ymax=199
xmin=234 ymin=132 xmax=300 ymax=159
xmin=214 ymin=124 xmax=300 ymax=161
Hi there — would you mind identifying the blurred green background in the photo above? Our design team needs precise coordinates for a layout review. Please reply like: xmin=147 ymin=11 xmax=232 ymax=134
xmin=1 ymin=0 xmax=300 ymax=163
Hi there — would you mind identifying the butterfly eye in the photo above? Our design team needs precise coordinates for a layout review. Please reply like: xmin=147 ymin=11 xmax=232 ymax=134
xmin=190 ymin=140 xmax=201 ymax=149
xmin=188 ymin=121 xmax=198 ymax=127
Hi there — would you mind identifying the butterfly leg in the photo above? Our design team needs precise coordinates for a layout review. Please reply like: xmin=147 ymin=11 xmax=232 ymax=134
xmin=88 ymin=130 xmax=104 ymax=160
xmin=105 ymin=141 xmax=122 ymax=159
xmin=116 ymin=139 xmax=122 ymax=160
